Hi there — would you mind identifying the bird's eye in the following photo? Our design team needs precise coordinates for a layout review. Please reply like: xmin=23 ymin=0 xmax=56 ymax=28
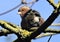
xmin=22 ymin=9 xmax=24 ymax=11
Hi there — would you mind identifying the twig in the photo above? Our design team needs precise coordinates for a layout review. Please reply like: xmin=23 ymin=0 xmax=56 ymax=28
xmin=36 ymin=33 xmax=56 ymax=39
xmin=0 ymin=28 xmax=12 ymax=36
xmin=51 ymin=23 xmax=60 ymax=26
xmin=45 ymin=28 xmax=60 ymax=33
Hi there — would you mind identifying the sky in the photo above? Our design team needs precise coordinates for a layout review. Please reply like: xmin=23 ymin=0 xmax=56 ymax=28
xmin=0 ymin=0 xmax=60 ymax=42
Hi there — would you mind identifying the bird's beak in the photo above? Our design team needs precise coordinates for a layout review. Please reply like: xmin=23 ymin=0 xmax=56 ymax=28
xmin=18 ymin=12 xmax=22 ymax=15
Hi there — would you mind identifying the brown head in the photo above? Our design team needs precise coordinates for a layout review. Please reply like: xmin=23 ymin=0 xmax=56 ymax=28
xmin=18 ymin=6 xmax=30 ymax=17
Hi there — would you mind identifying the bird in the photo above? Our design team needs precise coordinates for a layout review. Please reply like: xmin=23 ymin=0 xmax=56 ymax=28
xmin=18 ymin=6 xmax=44 ymax=31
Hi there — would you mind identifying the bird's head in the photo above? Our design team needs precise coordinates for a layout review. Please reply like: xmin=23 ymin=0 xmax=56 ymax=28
xmin=18 ymin=6 xmax=30 ymax=17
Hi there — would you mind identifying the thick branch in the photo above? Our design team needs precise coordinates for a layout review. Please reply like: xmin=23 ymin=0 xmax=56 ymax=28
xmin=0 ymin=20 xmax=32 ymax=38
xmin=28 ymin=6 xmax=60 ymax=39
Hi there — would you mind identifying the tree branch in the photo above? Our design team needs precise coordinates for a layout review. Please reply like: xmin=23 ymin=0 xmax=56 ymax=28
xmin=47 ymin=0 xmax=60 ymax=9
xmin=45 ymin=28 xmax=60 ymax=33
xmin=0 ymin=20 xmax=32 ymax=38
xmin=0 ymin=16 xmax=60 ymax=39
xmin=0 ymin=28 xmax=12 ymax=36
xmin=51 ymin=23 xmax=60 ymax=26
xmin=27 ymin=6 xmax=60 ymax=40
xmin=0 ymin=20 xmax=20 ymax=33
xmin=0 ymin=20 xmax=60 ymax=41
xmin=30 ymin=27 xmax=60 ymax=39
xmin=36 ymin=33 xmax=56 ymax=39
xmin=36 ymin=28 xmax=60 ymax=40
